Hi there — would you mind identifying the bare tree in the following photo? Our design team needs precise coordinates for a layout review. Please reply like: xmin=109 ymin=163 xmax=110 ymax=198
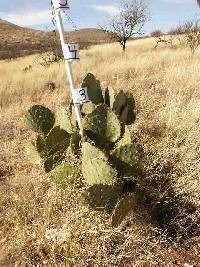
xmin=184 ymin=20 xmax=200 ymax=54
xmin=101 ymin=0 xmax=149 ymax=52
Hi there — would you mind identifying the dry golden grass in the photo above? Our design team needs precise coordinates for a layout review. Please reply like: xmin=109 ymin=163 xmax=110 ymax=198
xmin=0 ymin=38 xmax=200 ymax=266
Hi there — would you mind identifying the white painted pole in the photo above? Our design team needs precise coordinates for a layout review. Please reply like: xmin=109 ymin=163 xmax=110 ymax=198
xmin=54 ymin=10 xmax=82 ymax=130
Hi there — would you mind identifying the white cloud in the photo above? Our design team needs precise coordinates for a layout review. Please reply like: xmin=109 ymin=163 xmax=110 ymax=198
xmin=1 ymin=9 xmax=52 ymax=27
xmin=92 ymin=5 xmax=120 ymax=16
xmin=161 ymin=0 xmax=193 ymax=3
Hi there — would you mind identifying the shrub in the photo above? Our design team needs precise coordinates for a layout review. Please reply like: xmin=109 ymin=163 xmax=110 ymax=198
xmin=184 ymin=20 xmax=200 ymax=54
xmin=151 ymin=30 xmax=164 ymax=38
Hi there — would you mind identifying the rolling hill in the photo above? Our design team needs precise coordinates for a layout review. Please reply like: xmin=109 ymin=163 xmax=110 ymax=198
xmin=0 ymin=19 xmax=109 ymax=59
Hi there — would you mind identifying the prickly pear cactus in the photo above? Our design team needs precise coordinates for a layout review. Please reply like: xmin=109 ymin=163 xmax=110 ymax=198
xmin=24 ymin=142 xmax=41 ymax=165
xmin=50 ymin=163 xmax=80 ymax=186
xmin=44 ymin=127 xmax=71 ymax=172
xmin=106 ymin=107 xmax=122 ymax=142
xmin=24 ymin=72 xmax=143 ymax=225
xmin=44 ymin=150 xmax=66 ymax=173
xmin=113 ymin=91 xmax=127 ymax=116
xmin=104 ymin=87 xmax=116 ymax=108
xmin=111 ymin=144 xmax=144 ymax=177
xmin=25 ymin=126 xmax=71 ymax=173
xmin=36 ymin=135 xmax=48 ymax=159
xmin=58 ymin=105 xmax=76 ymax=134
xmin=25 ymin=105 xmax=55 ymax=136
xmin=119 ymin=94 xmax=136 ymax=125
xmin=83 ymin=104 xmax=121 ymax=146
xmin=81 ymin=185 xmax=119 ymax=212
xmin=116 ymin=126 xmax=132 ymax=148
xmin=82 ymin=142 xmax=117 ymax=186
xmin=46 ymin=126 xmax=70 ymax=151
xmin=81 ymin=102 xmax=96 ymax=115
xmin=111 ymin=193 xmax=137 ymax=227
xmin=70 ymin=131 xmax=81 ymax=154
xmin=82 ymin=73 xmax=104 ymax=105
xmin=110 ymin=91 xmax=136 ymax=125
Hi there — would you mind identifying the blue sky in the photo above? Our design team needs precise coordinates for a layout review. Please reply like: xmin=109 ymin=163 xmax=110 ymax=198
xmin=0 ymin=0 xmax=199 ymax=34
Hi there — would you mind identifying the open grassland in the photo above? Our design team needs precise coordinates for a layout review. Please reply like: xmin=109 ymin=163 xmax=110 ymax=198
xmin=0 ymin=38 xmax=200 ymax=266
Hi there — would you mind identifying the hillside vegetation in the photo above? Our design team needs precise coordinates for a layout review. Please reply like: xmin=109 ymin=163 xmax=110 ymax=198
xmin=0 ymin=38 xmax=200 ymax=266
xmin=0 ymin=19 xmax=109 ymax=59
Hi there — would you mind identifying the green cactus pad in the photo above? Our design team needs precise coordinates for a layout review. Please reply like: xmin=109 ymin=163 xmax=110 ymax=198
xmin=46 ymin=126 xmax=70 ymax=150
xmin=104 ymin=87 xmax=116 ymax=108
xmin=24 ymin=142 xmax=42 ymax=165
xmin=83 ymin=104 xmax=121 ymax=146
xmin=44 ymin=126 xmax=71 ymax=172
xmin=25 ymin=105 xmax=55 ymax=135
xmin=58 ymin=105 xmax=76 ymax=134
xmin=70 ymin=131 xmax=81 ymax=154
xmin=44 ymin=152 xmax=65 ymax=173
xmin=111 ymin=193 xmax=137 ymax=227
xmin=36 ymin=135 xmax=48 ymax=159
xmin=116 ymin=126 xmax=132 ymax=148
xmin=81 ymin=102 xmax=96 ymax=115
xmin=119 ymin=94 xmax=136 ymax=125
xmin=126 ymin=93 xmax=136 ymax=109
xmin=111 ymin=144 xmax=144 ymax=177
xmin=82 ymin=142 xmax=117 ymax=186
xmin=112 ymin=91 xmax=136 ymax=125
xmin=113 ymin=144 xmax=144 ymax=165
xmin=106 ymin=107 xmax=121 ymax=143
xmin=81 ymin=185 xmax=119 ymax=212
xmin=50 ymin=163 xmax=80 ymax=186
xmin=82 ymin=73 xmax=104 ymax=104
xmin=112 ymin=91 xmax=127 ymax=116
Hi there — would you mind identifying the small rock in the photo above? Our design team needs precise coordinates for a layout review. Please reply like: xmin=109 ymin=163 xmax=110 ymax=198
xmin=184 ymin=264 xmax=193 ymax=267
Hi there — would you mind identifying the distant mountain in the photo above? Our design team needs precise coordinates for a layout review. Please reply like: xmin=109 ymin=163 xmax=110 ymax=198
xmin=0 ymin=20 xmax=109 ymax=60
xmin=0 ymin=18 xmax=22 ymax=29
xmin=65 ymin=28 xmax=110 ymax=44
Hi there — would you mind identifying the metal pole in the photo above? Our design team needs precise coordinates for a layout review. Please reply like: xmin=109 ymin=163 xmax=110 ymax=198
xmin=54 ymin=10 xmax=82 ymax=130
